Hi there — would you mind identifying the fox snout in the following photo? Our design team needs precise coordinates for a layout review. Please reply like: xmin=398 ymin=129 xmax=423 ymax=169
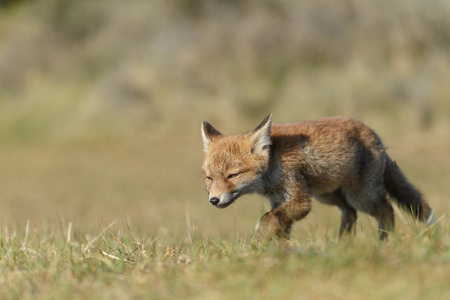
xmin=209 ymin=197 xmax=220 ymax=206
xmin=208 ymin=191 xmax=241 ymax=209
xmin=208 ymin=194 xmax=232 ymax=208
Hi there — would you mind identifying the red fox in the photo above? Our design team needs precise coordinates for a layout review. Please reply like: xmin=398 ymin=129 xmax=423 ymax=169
xmin=201 ymin=114 xmax=436 ymax=241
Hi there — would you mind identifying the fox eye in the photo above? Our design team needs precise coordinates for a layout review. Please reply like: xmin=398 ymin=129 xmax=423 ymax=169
xmin=205 ymin=176 xmax=212 ymax=181
xmin=227 ymin=173 xmax=240 ymax=179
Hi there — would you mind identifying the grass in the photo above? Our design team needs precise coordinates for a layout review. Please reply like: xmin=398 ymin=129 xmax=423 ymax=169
xmin=0 ymin=216 xmax=449 ymax=300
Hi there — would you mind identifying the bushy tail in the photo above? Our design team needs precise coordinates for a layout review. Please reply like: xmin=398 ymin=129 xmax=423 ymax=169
xmin=384 ymin=155 xmax=436 ymax=224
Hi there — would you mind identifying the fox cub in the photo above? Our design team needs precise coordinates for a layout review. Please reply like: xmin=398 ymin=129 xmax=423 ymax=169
xmin=201 ymin=114 xmax=435 ymax=241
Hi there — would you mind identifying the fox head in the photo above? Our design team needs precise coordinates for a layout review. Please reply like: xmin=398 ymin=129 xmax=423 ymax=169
xmin=201 ymin=114 xmax=273 ymax=208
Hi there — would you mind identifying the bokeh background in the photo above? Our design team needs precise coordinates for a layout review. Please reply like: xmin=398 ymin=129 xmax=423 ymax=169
xmin=0 ymin=0 xmax=449 ymax=238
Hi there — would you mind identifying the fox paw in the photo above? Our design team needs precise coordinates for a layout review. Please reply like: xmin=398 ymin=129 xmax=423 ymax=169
xmin=252 ymin=212 xmax=290 ymax=244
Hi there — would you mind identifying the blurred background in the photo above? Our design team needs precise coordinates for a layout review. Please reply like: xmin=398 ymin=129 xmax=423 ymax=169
xmin=0 ymin=0 xmax=449 ymax=238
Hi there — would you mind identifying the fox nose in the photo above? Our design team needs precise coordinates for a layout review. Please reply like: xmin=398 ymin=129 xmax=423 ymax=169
xmin=209 ymin=197 xmax=220 ymax=206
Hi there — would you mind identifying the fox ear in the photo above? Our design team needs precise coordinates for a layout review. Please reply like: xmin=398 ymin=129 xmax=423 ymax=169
xmin=248 ymin=114 xmax=272 ymax=154
xmin=201 ymin=121 xmax=222 ymax=152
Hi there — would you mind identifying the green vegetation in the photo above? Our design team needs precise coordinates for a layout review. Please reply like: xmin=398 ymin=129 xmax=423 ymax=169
xmin=0 ymin=0 xmax=449 ymax=299
xmin=0 ymin=218 xmax=449 ymax=299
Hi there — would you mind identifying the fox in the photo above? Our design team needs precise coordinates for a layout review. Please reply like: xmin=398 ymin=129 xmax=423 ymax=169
xmin=201 ymin=114 xmax=436 ymax=242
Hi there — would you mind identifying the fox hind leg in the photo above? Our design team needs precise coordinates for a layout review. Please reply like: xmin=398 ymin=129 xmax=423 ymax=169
xmin=374 ymin=198 xmax=395 ymax=240
xmin=344 ymin=183 xmax=395 ymax=240
xmin=316 ymin=190 xmax=357 ymax=238
xmin=339 ymin=205 xmax=357 ymax=238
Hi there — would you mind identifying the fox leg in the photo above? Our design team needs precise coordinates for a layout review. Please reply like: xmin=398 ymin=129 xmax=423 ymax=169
xmin=339 ymin=206 xmax=358 ymax=237
xmin=374 ymin=198 xmax=395 ymax=240
xmin=255 ymin=200 xmax=311 ymax=242
xmin=316 ymin=190 xmax=357 ymax=238
xmin=255 ymin=179 xmax=311 ymax=242
xmin=344 ymin=182 xmax=395 ymax=240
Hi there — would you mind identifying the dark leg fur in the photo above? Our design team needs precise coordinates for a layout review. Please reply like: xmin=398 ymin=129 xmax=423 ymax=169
xmin=339 ymin=206 xmax=358 ymax=238
xmin=316 ymin=190 xmax=358 ymax=238
xmin=374 ymin=199 xmax=395 ymax=240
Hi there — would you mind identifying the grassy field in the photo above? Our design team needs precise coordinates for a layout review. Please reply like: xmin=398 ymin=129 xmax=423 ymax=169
xmin=0 ymin=213 xmax=449 ymax=299
xmin=0 ymin=125 xmax=448 ymax=299
xmin=1 ymin=0 xmax=450 ymax=299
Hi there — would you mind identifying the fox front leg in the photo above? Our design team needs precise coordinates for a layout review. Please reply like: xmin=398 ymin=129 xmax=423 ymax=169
xmin=254 ymin=210 xmax=291 ymax=242
xmin=254 ymin=182 xmax=311 ymax=243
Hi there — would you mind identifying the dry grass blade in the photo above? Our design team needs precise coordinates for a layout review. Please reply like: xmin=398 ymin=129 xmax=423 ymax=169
xmin=392 ymin=203 xmax=409 ymax=227
xmin=66 ymin=222 xmax=72 ymax=244
xmin=185 ymin=205 xmax=194 ymax=246
xmin=98 ymin=249 xmax=134 ymax=264
xmin=23 ymin=219 xmax=30 ymax=249
xmin=102 ymin=221 xmax=132 ymax=253
xmin=83 ymin=219 xmax=117 ymax=253
xmin=98 ymin=249 xmax=120 ymax=260
xmin=419 ymin=213 xmax=446 ymax=237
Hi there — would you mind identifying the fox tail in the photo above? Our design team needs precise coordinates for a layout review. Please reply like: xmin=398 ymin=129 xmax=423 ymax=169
xmin=384 ymin=155 xmax=436 ymax=224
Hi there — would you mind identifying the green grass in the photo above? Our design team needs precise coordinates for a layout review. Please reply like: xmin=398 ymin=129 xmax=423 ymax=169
xmin=0 ymin=217 xmax=449 ymax=300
